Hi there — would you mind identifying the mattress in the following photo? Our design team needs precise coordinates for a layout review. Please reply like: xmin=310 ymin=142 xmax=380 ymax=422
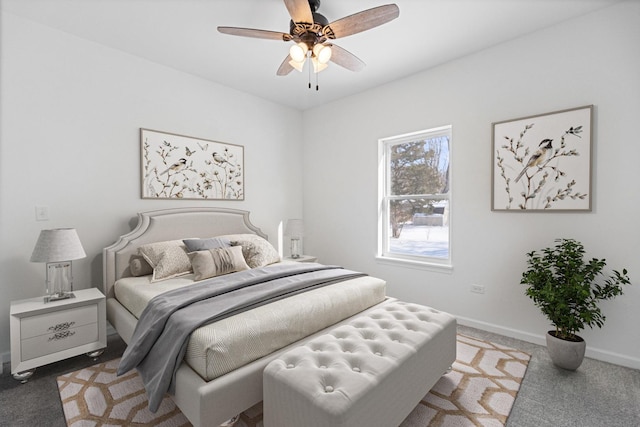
xmin=114 ymin=267 xmax=386 ymax=381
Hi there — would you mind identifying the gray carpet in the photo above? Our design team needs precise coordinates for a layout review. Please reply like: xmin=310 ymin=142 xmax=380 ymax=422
xmin=1 ymin=326 xmax=638 ymax=427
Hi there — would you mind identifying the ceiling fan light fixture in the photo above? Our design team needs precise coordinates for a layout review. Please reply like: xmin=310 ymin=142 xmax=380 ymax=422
xmin=289 ymin=42 xmax=308 ymax=63
xmin=289 ymin=59 xmax=305 ymax=72
xmin=219 ymin=1 xmax=400 ymax=80
xmin=313 ymin=43 xmax=332 ymax=64
xmin=311 ymin=56 xmax=328 ymax=73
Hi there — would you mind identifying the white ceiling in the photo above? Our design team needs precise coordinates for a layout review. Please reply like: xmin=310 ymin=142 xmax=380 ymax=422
xmin=1 ymin=0 xmax=622 ymax=111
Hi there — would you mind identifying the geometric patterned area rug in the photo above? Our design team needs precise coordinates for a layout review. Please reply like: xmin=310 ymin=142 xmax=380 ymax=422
xmin=400 ymin=334 xmax=531 ymax=426
xmin=57 ymin=334 xmax=529 ymax=427
xmin=57 ymin=358 xmax=190 ymax=427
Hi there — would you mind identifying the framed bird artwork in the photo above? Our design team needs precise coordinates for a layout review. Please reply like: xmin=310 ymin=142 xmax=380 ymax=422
xmin=491 ymin=105 xmax=593 ymax=211
xmin=140 ymin=128 xmax=244 ymax=200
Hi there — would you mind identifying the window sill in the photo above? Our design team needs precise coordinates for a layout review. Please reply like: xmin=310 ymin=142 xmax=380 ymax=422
xmin=375 ymin=255 xmax=453 ymax=273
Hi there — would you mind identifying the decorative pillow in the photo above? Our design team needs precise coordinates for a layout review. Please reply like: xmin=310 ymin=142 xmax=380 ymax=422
xmin=138 ymin=240 xmax=192 ymax=282
xmin=188 ymin=246 xmax=249 ymax=281
xmin=183 ymin=237 xmax=230 ymax=252
xmin=225 ymin=234 xmax=280 ymax=268
xmin=129 ymin=255 xmax=153 ymax=277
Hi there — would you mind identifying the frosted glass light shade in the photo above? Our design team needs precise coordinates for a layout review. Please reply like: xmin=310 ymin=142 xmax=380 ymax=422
xmin=289 ymin=59 xmax=305 ymax=72
xmin=289 ymin=42 xmax=308 ymax=62
xmin=312 ymin=58 xmax=328 ymax=73
xmin=313 ymin=44 xmax=332 ymax=64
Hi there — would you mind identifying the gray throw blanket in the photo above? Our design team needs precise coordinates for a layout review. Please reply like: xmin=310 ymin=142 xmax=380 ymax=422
xmin=117 ymin=262 xmax=366 ymax=412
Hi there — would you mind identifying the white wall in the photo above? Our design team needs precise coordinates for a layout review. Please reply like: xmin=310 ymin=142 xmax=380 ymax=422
xmin=302 ymin=1 xmax=640 ymax=369
xmin=0 ymin=12 xmax=303 ymax=359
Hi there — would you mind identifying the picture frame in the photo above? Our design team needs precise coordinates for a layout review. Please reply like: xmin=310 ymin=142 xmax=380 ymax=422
xmin=491 ymin=105 xmax=593 ymax=211
xmin=141 ymin=128 xmax=244 ymax=200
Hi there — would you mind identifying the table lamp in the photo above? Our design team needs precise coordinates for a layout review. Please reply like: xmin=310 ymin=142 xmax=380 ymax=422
xmin=284 ymin=219 xmax=304 ymax=259
xmin=30 ymin=228 xmax=86 ymax=302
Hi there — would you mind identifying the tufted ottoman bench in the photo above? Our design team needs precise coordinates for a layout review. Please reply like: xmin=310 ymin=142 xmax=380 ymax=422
xmin=263 ymin=300 xmax=456 ymax=427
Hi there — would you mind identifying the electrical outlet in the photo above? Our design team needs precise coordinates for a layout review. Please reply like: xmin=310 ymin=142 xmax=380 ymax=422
xmin=471 ymin=284 xmax=485 ymax=294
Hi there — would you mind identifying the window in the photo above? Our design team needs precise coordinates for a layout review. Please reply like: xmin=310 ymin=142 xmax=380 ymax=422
xmin=378 ymin=126 xmax=451 ymax=267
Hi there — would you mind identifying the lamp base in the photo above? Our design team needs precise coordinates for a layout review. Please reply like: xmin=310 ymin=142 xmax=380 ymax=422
xmin=290 ymin=238 xmax=302 ymax=259
xmin=44 ymin=292 xmax=75 ymax=303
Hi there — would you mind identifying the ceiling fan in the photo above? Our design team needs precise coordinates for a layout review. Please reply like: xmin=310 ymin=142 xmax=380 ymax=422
xmin=218 ymin=0 xmax=399 ymax=78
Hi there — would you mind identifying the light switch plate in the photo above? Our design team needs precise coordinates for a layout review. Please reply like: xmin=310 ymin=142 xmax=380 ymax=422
xmin=35 ymin=206 xmax=49 ymax=221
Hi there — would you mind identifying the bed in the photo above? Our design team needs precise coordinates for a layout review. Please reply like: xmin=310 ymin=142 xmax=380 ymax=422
xmin=102 ymin=207 xmax=389 ymax=426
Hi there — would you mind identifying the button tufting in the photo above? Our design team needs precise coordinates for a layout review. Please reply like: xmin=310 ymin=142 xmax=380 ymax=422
xmin=352 ymin=367 xmax=361 ymax=372
xmin=375 ymin=352 xmax=382 ymax=356
xmin=287 ymin=364 xmax=294 ymax=369
xmin=320 ymin=365 xmax=327 ymax=369
xmin=325 ymin=386 xmax=334 ymax=393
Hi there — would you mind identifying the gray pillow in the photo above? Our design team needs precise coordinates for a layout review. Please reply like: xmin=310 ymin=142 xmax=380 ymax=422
xmin=183 ymin=237 xmax=231 ymax=252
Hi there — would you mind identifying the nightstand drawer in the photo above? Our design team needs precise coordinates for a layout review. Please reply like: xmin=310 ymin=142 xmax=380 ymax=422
xmin=11 ymin=288 xmax=107 ymax=381
xmin=21 ymin=322 xmax=98 ymax=361
xmin=20 ymin=304 xmax=97 ymax=339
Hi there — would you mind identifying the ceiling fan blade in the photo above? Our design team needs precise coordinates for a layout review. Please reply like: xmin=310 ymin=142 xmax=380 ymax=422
xmin=218 ymin=26 xmax=292 ymax=41
xmin=283 ymin=0 xmax=313 ymax=24
xmin=277 ymin=56 xmax=295 ymax=76
xmin=324 ymin=4 xmax=399 ymax=39
xmin=328 ymin=44 xmax=365 ymax=72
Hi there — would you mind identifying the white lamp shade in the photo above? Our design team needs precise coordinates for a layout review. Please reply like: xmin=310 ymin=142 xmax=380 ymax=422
xmin=30 ymin=228 xmax=86 ymax=262
xmin=289 ymin=42 xmax=308 ymax=63
xmin=289 ymin=59 xmax=305 ymax=72
xmin=312 ymin=57 xmax=328 ymax=73
xmin=313 ymin=44 xmax=332 ymax=64
xmin=284 ymin=219 xmax=304 ymax=238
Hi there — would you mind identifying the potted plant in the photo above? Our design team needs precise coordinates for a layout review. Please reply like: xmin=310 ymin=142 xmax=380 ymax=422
xmin=520 ymin=238 xmax=631 ymax=370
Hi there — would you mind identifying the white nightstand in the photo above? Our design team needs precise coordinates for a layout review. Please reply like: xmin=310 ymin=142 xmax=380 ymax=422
xmin=10 ymin=287 xmax=107 ymax=382
xmin=284 ymin=255 xmax=318 ymax=263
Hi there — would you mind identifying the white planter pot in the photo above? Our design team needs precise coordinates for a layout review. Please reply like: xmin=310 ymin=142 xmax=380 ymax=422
xmin=545 ymin=330 xmax=586 ymax=370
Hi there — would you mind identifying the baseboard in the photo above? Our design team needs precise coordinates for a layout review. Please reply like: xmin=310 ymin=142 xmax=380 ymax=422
xmin=1 ymin=351 xmax=8 ymax=375
xmin=107 ymin=324 xmax=117 ymax=336
xmin=456 ymin=315 xmax=640 ymax=370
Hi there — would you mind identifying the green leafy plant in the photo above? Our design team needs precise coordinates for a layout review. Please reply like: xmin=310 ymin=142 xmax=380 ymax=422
xmin=521 ymin=238 xmax=631 ymax=341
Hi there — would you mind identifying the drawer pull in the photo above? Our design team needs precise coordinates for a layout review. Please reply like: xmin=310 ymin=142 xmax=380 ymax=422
xmin=49 ymin=330 xmax=76 ymax=341
xmin=48 ymin=322 xmax=76 ymax=332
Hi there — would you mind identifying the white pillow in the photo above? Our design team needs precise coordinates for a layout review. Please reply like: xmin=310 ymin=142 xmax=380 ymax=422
xmin=221 ymin=234 xmax=281 ymax=268
xmin=138 ymin=240 xmax=192 ymax=282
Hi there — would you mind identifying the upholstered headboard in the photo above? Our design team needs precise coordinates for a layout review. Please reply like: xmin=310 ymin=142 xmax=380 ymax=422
xmin=102 ymin=207 xmax=267 ymax=298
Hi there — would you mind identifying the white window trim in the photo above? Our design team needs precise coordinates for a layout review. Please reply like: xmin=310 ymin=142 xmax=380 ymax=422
xmin=377 ymin=125 xmax=452 ymax=269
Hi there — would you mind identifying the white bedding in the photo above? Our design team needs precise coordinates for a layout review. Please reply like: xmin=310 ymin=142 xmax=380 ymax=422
xmin=114 ymin=267 xmax=386 ymax=381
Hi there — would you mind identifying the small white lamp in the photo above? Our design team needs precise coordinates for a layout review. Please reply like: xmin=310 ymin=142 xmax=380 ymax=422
xmin=30 ymin=228 xmax=86 ymax=302
xmin=284 ymin=219 xmax=304 ymax=259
